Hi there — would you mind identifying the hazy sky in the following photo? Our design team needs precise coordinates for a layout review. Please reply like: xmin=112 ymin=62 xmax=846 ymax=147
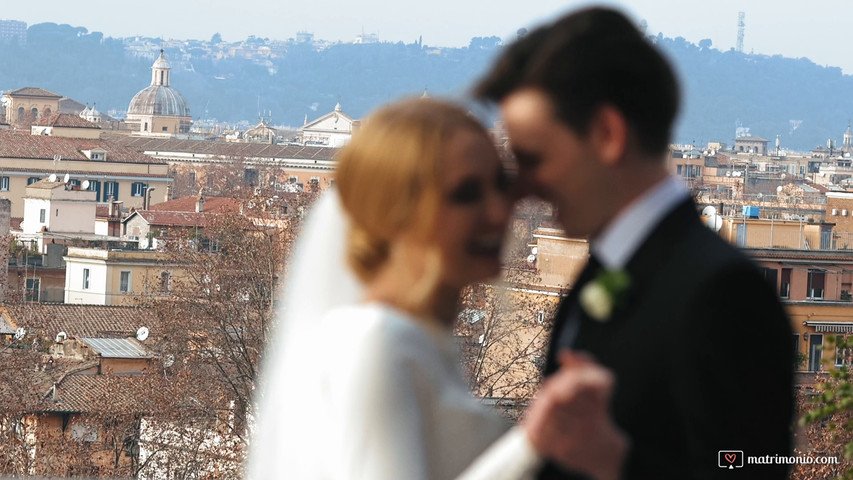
xmin=3 ymin=0 xmax=853 ymax=73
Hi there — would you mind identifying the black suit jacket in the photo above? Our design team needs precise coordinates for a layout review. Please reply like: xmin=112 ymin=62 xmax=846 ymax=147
xmin=539 ymin=199 xmax=794 ymax=480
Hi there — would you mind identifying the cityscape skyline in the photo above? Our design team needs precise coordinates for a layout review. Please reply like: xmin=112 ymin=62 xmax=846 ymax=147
xmin=3 ymin=1 xmax=853 ymax=74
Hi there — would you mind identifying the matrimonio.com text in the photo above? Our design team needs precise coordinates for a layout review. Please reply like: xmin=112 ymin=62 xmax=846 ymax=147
xmin=718 ymin=450 xmax=840 ymax=469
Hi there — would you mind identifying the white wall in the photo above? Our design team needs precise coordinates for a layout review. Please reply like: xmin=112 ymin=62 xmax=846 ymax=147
xmin=64 ymin=258 xmax=107 ymax=305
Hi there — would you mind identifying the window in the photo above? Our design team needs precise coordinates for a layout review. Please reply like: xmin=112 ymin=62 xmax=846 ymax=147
xmin=244 ymin=169 xmax=258 ymax=186
xmin=760 ymin=268 xmax=778 ymax=289
xmin=27 ymin=177 xmax=40 ymax=185
xmin=676 ymin=165 xmax=683 ymax=175
xmin=104 ymin=181 xmax=119 ymax=200
xmin=68 ymin=179 xmax=81 ymax=187
xmin=25 ymin=278 xmax=40 ymax=302
xmin=835 ymin=335 xmax=849 ymax=367
xmin=131 ymin=182 xmax=147 ymax=197
xmin=0 ymin=176 xmax=9 ymax=191
xmin=120 ymin=271 xmax=131 ymax=293
xmin=799 ymin=165 xmax=806 ymax=175
xmin=39 ymin=209 xmax=45 ymax=223
xmin=536 ymin=311 xmax=546 ymax=325
xmin=70 ymin=423 xmax=98 ymax=442
xmin=807 ymin=269 xmax=825 ymax=299
xmin=87 ymin=180 xmax=101 ymax=202
xmin=809 ymin=334 xmax=823 ymax=372
xmin=162 ymin=126 xmax=168 ymax=132
xmin=16 ymin=107 xmax=23 ymax=120
xmin=780 ymin=268 xmax=791 ymax=298
xmin=288 ymin=176 xmax=298 ymax=183
xmin=83 ymin=268 xmax=90 ymax=290
xmin=31 ymin=107 xmax=38 ymax=119
xmin=159 ymin=271 xmax=172 ymax=294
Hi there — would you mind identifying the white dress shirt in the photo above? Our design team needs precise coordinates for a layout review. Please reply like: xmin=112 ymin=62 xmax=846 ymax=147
xmin=591 ymin=175 xmax=690 ymax=270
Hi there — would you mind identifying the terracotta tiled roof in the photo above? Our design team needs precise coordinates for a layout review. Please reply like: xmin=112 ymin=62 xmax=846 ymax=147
xmin=105 ymin=134 xmax=338 ymax=161
xmin=35 ymin=113 xmax=101 ymax=129
xmin=149 ymin=196 xmax=241 ymax=213
xmin=132 ymin=210 xmax=209 ymax=228
xmin=0 ymin=166 xmax=169 ymax=178
xmin=2 ymin=304 xmax=159 ymax=340
xmin=45 ymin=374 xmax=158 ymax=413
xmin=0 ymin=131 xmax=166 ymax=164
xmin=5 ymin=87 xmax=62 ymax=98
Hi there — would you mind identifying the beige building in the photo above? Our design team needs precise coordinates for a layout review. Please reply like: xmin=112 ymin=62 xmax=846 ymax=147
xmin=0 ymin=130 xmax=171 ymax=218
xmin=2 ymin=87 xmax=62 ymax=126
xmin=63 ymin=247 xmax=184 ymax=305
xmin=125 ymin=50 xmax=192 ymax=136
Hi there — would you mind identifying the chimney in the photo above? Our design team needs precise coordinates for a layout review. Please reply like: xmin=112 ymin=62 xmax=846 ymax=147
xmin=196 ymin=196 xmax=205 ymax=213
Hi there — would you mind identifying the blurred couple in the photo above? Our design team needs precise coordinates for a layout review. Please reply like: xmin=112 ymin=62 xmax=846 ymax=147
xmin=249 ymin=6 xmax=793 ymax=480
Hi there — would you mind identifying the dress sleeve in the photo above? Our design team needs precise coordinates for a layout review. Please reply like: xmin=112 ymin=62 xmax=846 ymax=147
xmin=456 ymin=426 xmax=542 ymax=480
xmin=325 ymin=319 xmax=543 ymax=480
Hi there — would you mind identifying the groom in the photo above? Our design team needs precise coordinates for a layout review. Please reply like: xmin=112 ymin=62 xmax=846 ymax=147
xmin=476 ymin=7 xmax=793 ymax=480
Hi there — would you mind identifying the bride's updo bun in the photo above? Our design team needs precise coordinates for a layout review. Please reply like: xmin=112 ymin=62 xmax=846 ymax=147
xmin=335 ymin=98 xmax=485 ymax=301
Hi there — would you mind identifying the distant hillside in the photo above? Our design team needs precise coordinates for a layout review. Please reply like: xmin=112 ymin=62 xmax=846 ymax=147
xmin=1 ymin=23 xmax=852 ymax=151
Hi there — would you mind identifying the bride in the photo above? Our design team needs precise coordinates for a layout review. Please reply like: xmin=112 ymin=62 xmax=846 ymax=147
xmin=247 ymin=98 xmax=626 ymax=480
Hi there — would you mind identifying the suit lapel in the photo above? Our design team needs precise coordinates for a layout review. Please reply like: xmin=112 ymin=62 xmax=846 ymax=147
xmin=548 ymin=199 xmax=701 ymax=365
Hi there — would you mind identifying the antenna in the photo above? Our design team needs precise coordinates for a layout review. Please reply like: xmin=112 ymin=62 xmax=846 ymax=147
xmin=736 ymin=12 xmax=745 ymax=53
xmin=136 ymin=326 xmax=149 ymax=342
xmin=14 ymin=327 xmax=26 ymax=341
xmin=163 ymin=354 xmax=175 ymax=367
xmin=55 ymin=331 xmax=67 ymax=343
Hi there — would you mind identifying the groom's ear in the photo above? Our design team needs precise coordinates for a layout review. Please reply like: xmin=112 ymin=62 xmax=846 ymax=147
xmin=588 ymin=105 xmax=628 ymax=166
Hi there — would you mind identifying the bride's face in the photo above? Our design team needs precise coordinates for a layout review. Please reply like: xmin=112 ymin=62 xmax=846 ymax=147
xmin=432 ymin=128 xmax=511 ymax=289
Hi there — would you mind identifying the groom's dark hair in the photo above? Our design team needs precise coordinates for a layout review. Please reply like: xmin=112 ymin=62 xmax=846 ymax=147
xmin=474 ymin=7 xmax=680 ymax=157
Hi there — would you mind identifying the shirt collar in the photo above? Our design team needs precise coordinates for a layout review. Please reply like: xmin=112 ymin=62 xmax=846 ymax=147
xmin=591 ymin=176 xmax=689 ymax=270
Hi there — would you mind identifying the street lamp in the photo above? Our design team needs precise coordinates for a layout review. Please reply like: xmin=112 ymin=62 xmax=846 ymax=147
xmin=145 ymin=187 xmax=156 ymax=210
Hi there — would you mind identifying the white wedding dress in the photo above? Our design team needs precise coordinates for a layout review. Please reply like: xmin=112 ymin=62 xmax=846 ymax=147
xmin=247 ymin=191 xmax=542 ymax=480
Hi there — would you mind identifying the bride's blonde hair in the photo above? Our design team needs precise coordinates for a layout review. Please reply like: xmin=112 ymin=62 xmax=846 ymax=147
xmin=336 ymin=98 xmax=487 ymax=310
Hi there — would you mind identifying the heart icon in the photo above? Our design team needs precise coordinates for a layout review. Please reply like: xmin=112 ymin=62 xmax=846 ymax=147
xmin=725 ymin=453 xmax=737 ymax=464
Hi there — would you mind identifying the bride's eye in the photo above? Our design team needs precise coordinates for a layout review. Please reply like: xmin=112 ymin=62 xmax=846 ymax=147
xmin=448 ymin=179 xmax=483 ymax=205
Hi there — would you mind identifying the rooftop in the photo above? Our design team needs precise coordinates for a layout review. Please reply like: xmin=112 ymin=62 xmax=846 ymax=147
xmin=35 ymin=112 xmax=101 ymax=129
xmin=0 ymin=131 xmax=165 ymax=164
xmin=1 ymin=304 xmax=159 ymax=340
xmin=105 ymin=133 xmax=338 ymax=161
xmin=4 ymin=87 xmax=62 ymax=98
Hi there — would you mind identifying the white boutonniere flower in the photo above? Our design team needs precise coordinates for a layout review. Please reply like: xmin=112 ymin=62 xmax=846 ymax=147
xmin=579 ymin=270 xmax=631 ymax=322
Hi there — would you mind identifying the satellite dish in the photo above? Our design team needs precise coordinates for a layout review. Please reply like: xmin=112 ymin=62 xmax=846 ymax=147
xmin=48 ymin=173 xmax=57 ymax=182
xmin=163 ymin=354 xmax=175 ymax=368
xmin=757 ymin=192 xmax=764 ymax=199
xmin=55 ymin=331 xmax=67 ymax=343
xmin=63 ymin=173 xmax=70 ymax=184
xmin=702 ymin=206 xmax=717 ymax=216
xmin=136 ymin=326 xmax=149 ymax=342
xmin=14 ymin=327 xmax=26 ymax=341
xmin=527 ymin=254 xmax=537 ymax=265
xmin=81 ymin=180 xmax=90 ymax=189
xmin=531 ymin=246 xmax=538 ymax=255
xmin=777 ymin=186 xmax=784 ymax=193
xmin=706 ymin=214 xmax=723 ymax=232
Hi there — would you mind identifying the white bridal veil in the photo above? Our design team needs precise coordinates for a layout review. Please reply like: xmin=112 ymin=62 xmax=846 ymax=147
xmin=247 ymin=189 xmax=363 ymax=479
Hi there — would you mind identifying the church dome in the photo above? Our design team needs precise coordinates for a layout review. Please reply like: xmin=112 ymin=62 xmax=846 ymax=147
xmin=128 ymin=86 xmax=190 ymax=117
xmin=127 ymin=50 xmax=190 ymax=118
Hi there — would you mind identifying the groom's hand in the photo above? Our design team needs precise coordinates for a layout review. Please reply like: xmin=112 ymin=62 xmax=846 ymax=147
xmin=523 ymin=350 xmax=628 ymax=480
